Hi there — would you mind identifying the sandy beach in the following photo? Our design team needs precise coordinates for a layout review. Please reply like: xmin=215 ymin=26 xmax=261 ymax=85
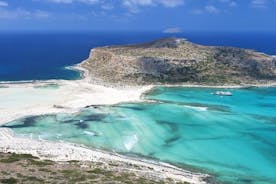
xmin=1 ymin=63 xmax=276 ymax=183
xmin=0 ymin=64 xmax=210 ymax=183
xmin=1 ymin=62 xmax=275 ymax=126
xmin=0 ymin=64 xmax=152 ymax=126
xmin=0 ymin=128 xmax=209 ymax=184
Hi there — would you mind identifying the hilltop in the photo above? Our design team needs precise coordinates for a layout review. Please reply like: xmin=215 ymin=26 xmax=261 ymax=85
xmin=81 ymin=38 xmax=276 ymax=85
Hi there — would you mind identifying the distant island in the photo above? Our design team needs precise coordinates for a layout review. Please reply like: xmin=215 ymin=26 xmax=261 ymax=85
xmin=81 ymin=37 xmax=276 ymax=85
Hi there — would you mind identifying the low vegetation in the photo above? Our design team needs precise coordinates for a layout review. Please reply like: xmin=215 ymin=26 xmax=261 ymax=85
xmin=0 ymin=152 xmax=189 ymax=184
xmin=82 ymin=37 xmax=276 ymax=85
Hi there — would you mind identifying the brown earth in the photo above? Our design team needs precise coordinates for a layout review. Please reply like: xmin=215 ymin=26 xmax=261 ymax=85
xmin=81 ymin=37 xmax=276 ymax=85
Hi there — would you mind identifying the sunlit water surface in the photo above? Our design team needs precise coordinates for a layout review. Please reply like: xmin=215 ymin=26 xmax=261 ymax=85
xmin=4 ymin=87 xmax=276 ymax=184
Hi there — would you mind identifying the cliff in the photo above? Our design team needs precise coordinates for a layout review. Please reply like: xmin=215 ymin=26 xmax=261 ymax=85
xmin=81 ymin=38 xmax=276 ymax=85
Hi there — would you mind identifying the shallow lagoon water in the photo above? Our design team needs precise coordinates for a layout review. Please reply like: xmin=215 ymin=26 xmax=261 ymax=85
xmin=4 ymin=87 xmax=276 ymax=184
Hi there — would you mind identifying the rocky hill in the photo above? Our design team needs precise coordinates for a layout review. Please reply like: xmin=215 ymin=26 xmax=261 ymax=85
xmin=81 ymin=38 xmax=276 ymax=85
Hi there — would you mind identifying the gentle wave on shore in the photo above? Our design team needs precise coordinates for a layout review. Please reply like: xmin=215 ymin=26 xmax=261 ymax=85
xmin=3 ymin=86 xmax=276 ymax=184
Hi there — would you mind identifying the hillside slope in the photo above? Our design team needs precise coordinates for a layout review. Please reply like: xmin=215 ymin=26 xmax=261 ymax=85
xmin=81 ymin=38 xmax=276 ymax=85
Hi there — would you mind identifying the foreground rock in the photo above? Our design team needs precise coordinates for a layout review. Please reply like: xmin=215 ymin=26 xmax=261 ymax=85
xmin=81 ymin=37 xmax=276 ymax=85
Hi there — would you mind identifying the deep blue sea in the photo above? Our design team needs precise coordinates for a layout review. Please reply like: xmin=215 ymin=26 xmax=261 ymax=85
xmin=1 ymin=32 xmax=276 ymax=184
xmin=0 ymin=32 xmax=276 ymax=81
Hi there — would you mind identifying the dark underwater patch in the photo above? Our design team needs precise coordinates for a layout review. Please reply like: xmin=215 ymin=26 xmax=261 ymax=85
xmin=83 ymin=114 xmax=107 ymax=121
xmin=181 ymin=123 xmax=205 ymax=127
xmin=156 ymin=120 xmax=178 ymax=132
xmin=237 ymin=178 xmax=253 ymax=184
xmin=59 ymin=113 xmax=107 ymax=125
xmin=74 ymin=120 xmax=89 ymax=129
xmin=258 ymin=103 xmax=276 ymax=108
xmin=243 ymin=132 xmax=276 ymax=148
xmin=181 ymin=135 xmax=238 ymax=141
xmin=2 ymin=116 xmax=38 ymax=129
xmin=61 ymin=119 xmax=79 ymax=124
xmin=164 ymin=135 xmax=181 ymax=146
xmin=250 ymin=114 xmax=276 ymax=124
xmin=148 ymin=152 xmax=156 ymax=157
xmin=113 ymin=105 xmax=146 ymax=111
xmin=249 ymin=127 xmax=276 ymax=132
xmin=207 ymin=105 xmax=231 ymax=112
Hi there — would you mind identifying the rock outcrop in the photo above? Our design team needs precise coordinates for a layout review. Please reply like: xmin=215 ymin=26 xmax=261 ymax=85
xmin=81 ymin=37 xmax=276 ymax=85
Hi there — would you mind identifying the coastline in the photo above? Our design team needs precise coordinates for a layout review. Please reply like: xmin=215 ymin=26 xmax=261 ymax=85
xmin=0 ymin=128 xmax=209 ymax=184
xmin=1 ymin=63 xmax=275 ymax=184
xmin=1 ymin=62 xmax=275 ymax=126
xmin=0 ymin=63 xmax=212 ymax=183
xmin=0 ymin=62 xmax=152 ymax=126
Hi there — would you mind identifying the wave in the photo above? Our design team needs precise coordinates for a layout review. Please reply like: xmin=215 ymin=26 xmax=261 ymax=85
xmin=124 ymin=134 xmax=138 ymax=151
xmin=184 ymin=105 xmax=208 ymax=111
xmin=83 ymin=130 xmax=102 ymax=136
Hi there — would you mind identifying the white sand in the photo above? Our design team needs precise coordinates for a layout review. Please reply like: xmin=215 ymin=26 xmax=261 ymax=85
xmin=0 ymin=65 xmax=212 ymax=183
xmin=0 ymin=77 xmax=152 ymax=125
xmin=1 ymin=64 xmax=274 ymax=183
xmin=1 ymin=63 xmax=274 ymax=125
xmin=0 ymin=128 xmax=208 ymax=184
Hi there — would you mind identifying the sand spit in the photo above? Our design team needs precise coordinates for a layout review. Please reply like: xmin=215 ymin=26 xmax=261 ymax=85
xmin=0 ymin=73 xmax=152 ymax=126
xmin=1 ymin=63 xmax=275 ymax=126
xmin=0 ymin=65 xmax=210 ymax=183
xmin=0 ymin=128 xmax=209 ymax=184
xmin=1 ymin=64 xmax=275 ymax=184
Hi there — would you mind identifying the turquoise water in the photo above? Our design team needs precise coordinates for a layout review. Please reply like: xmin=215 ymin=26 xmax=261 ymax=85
xmin=4 ymin=87 xmax=276 ymax=184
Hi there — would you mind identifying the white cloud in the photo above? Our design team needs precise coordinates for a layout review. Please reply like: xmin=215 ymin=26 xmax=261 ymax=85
xmin=48 ymin=0 xmax=73 ymax=3
xmin=205 ymin=5 xmax=220 ymax=14
xmin=160 ymin=0 xmax=184 ymax=7
xmin=0 ymin=8 xmax=50 ymax=19
xmin=163 ymin=27 xmax=182 ymax=33
xmin=122 ymin=0 xmax=154 ymax=12
xmin=0 ymin=0 xmax=8 ymax=7
xmin=122 ymin=0 xmax=184 ymax=13
xmin=190 ymin=5 xmax=221 ymax=15
xmin=124 ymin=0 xmax=153 ymax=6
xmin=79 ymin=0 xmax=99 ymax=4
xmin=34 ymin=10 xmax=50 ymax=18
xmin=101 ymin=3 xmax=114 ymax=10
xmin=219 ymin=0 xmax=237 ymax=7
xmin=229 ymin=1 xmax=237 ymax=7
xmin=250 ymin=0 xmax=267 ymax=8
xmin=48 ymin=0 xmax=185 ymax=7
xmin=48 ymin=0 xmax=99 ymax=4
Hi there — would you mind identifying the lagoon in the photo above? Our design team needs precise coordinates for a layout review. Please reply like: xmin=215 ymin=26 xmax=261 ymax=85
xmin=4 ymin=87 xmax=276 ymax=184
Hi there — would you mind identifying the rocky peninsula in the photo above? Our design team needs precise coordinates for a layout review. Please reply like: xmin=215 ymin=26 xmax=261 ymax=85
xmin=81 ymin=37 xmax=276 ymax=85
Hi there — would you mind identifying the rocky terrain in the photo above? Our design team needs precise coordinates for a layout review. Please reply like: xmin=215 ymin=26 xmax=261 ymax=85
xmin=81 ymin=37 xmax=276 ymax=85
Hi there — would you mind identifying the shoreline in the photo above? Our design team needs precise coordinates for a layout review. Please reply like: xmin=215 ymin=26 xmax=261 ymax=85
xmin=0 ymin=128 xmax=210 ymax=184
xmin=1 ymin=63 xmax=275 ymax=183
xmin=0 ymin=62 xmax=152 ymax=125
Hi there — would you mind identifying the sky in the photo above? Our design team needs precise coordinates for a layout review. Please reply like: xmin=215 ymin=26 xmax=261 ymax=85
xmin=0 ymin=0 xmax=276 ymax=32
